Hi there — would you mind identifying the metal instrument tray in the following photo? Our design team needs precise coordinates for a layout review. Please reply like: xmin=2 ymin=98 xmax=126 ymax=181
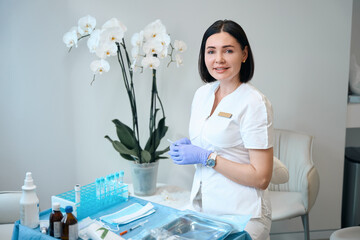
xmin=143 ymin=213 xmax=233 ymax=240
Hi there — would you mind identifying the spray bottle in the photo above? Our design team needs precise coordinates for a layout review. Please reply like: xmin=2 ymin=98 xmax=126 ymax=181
xmin=20 ymin=172 xmax=40 ymax=228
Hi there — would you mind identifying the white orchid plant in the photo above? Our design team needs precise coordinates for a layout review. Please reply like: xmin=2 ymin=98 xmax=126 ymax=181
xmin=63 ymin=15 xmax=186 ymax=164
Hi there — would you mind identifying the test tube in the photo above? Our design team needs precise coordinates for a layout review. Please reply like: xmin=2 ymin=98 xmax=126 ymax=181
xmin=110 ymin=174 xmax=115 ymax=198
xmin=100 ymin=177 xmax=105 ymax=202
xmin=74 ymin=184 xmax=81 ymax=204
xmin=115 ymin=172 xmax=120 ymax=194
xmin=106 ymin=175 xmax=111 ymax=200
xmin=95 ymin=178 xmax=101 ymax=201
xmin=119 ymin=170 xmax=124 ymax=186
xmin=119 ymin=171 xmax=125 ymax=197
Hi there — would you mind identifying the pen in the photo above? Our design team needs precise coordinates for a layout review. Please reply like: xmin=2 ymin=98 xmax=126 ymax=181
xmin=119 ymin=220 xmax=148 ymax=236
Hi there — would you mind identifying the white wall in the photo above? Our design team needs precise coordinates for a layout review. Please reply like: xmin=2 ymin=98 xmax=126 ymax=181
xmin=0 ymin=0 xmax=77 ymax=210
xmin=0 ymin=0 xmax=353 ymax=238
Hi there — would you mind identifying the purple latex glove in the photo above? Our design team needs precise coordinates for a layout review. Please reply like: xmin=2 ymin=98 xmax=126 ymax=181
xmin=169 ymin=142 xmax=212 ymax=166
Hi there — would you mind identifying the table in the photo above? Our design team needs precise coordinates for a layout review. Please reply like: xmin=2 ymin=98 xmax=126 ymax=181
xmin=12 ymin=187 xmax=251 ymax=240
xmin=127 ymin=183 xmax=191 ymax=210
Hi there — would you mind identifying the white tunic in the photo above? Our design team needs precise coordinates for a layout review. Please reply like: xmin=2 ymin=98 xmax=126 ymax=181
xmin=189 ymin=81 xmax=273 ymax=218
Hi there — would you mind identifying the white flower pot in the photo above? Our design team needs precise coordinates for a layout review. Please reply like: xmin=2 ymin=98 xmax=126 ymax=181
xmin=129 ymin=161 xmax=159 ymax=196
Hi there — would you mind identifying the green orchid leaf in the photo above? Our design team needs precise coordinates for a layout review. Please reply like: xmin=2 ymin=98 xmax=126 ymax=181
xmin=120 ymin=153 xmax=136 ymax=161
xmin=112 ymin=119 xmax=137 ymax=150
xmin=105 ymin=136 xmax=139 ymax=158
xmin=145 ymin=117 xmax=168 ymax=153
xmin=141 ymin=150 xmax=152 ymax=163
xmin=155 ymin=146 xmax=170 ymax=159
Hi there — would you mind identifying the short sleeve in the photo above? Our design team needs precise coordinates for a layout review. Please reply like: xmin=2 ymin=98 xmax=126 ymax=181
xmin=240 ymin=94 xmax=273 ymax=149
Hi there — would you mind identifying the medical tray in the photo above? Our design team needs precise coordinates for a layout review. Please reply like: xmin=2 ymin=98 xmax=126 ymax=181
xmin=142 ymin=213 xmax=233 ymax=240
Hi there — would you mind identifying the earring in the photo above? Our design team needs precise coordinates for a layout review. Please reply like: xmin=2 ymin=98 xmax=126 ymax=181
xmin=242 ymin=60 xmax=246 ymax=63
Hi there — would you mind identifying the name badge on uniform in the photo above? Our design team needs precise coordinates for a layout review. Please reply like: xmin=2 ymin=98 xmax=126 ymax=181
xmin=218 ymin=112 xmax=232 ymax=118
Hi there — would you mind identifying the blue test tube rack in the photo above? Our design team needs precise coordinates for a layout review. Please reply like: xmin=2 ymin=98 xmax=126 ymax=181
xmin=51 ymin=171 xmax=128 ymax=220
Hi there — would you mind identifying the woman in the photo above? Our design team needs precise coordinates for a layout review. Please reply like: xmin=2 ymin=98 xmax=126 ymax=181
xmin=168 ymin=20 xmax=273 ymax=240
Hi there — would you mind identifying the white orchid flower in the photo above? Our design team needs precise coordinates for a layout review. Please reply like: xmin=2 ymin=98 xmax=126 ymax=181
xmin=102 ymin=18 xmax=127 ymax=33
xmin=143 ymin=39 xmax=163 ymax=56
xmin=63 ymin=30 xmax=78 ymax=48
xmin=87 ymin=29 xmax=101 ymax=53
xmin=90 ymin=59 xmax=110 ymax=74
xmin=158 ymin=33 xmax=171 ymax=48
xmin=174 ymin=40 xmax=187 ymax=53
xmin=131 ymin=31 xmax=144 ymax=47
xmin=95 ymin=42 xmax=117 ymax=59
xmin=78 ymin=15 xmax=96 ymax=36
xmin=143 ymin=19 xmax=166 ymax=41
xmin=131 ymin=47 xmax=141 ymax=71
xmin=159 ymin=47 xmax=168 ymax=59
xmin=131 ymin=47 xmax=140 ymax=60
xmin=141 ymin=56 xmax=160 ymax=70
xmin=175 ymin=54 xmax=183 ymax=67
xmin=69 ymin=26 xmax=80 ymax=37
xmin=101 ymin=27 xmax=124 ymax=43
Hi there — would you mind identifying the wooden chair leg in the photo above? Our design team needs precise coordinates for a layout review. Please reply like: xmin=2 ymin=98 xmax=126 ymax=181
xmin=301 ymin=213 xmax=310 ymax=240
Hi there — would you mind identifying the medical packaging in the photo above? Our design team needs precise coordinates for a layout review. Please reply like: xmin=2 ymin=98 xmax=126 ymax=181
xmin=51 ymin=172 xmax=129 ymax=220
xmin=78 ymin=219 xmax=125 ymax=240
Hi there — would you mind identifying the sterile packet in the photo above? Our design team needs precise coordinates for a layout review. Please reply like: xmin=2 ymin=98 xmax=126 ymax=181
xmin=79 ymin=220 xmax=125 ymax=240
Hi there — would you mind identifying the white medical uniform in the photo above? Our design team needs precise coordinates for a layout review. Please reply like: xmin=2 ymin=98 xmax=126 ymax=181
xmin=188 ymin=81 xmax=273 ymax=239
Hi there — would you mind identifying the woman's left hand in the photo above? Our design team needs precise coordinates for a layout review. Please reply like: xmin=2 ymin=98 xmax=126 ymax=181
xmin=168 ymin=142 xmax=212 ymax=166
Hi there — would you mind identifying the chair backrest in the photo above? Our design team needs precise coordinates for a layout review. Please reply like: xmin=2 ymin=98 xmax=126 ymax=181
xmin=269 ymin=129 xmax=319 ymax=211
xmin=0 ymin=191 xmax=22 ymax=224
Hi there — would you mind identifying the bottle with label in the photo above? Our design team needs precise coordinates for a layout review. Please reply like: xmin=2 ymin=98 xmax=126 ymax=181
xmin=61 ymin=206 xmax=78 ymax=240
xmin=49 ymin=202 xmax=63 ymax=238
xmin=19 ymin=172 xmax=40 ymax=228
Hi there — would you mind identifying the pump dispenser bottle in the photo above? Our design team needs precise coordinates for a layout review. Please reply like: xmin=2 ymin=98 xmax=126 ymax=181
xmin=19 ymin=172 xmax=40 ymax=228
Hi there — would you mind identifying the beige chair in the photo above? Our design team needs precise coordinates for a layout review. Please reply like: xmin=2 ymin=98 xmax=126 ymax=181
xmin=268 ymin=129 xmax=320 ymax=240
xmin=330 ymin=226 xmax=360 ymax=240
xmin=0 ymin=191 xmax=22 ymax=240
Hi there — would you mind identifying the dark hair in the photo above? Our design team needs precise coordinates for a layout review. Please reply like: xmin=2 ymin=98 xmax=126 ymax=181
xmin=198 ymin=20 xmax=254 ymax=83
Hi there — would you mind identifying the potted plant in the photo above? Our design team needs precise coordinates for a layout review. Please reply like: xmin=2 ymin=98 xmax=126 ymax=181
xmin=63 ymin=15 xmax=186 ymax=196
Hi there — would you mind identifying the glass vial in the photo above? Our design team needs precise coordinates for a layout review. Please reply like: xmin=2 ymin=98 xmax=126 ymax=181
xmin=49 ymin=202 xmax=63 ymax=238
xmin=61 ymin=206 xmax=78 ymax=240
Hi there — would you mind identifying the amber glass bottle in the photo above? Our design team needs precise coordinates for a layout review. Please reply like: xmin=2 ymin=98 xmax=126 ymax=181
xmin=49 ymin=202 xmax=63 ymax=238
xmin=61 ymin=206 xmax=78 ymax=240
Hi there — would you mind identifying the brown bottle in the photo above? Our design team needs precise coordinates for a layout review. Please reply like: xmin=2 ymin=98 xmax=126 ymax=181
xmin=61 ymin=206 xmax=78 ymax=240
xmin=49 ymin=202 xmax=63 ymax=238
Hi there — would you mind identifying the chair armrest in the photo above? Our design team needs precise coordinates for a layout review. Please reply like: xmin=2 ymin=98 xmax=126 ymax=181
xmin=0 ymin=191 xmax=22 ymax=224
xmin=302 ymin=166 xmax=320 ymax=212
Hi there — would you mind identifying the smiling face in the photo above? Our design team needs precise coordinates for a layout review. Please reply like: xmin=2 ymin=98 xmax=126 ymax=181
xmin=204 ymin=31 xmax=248 ymax=84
